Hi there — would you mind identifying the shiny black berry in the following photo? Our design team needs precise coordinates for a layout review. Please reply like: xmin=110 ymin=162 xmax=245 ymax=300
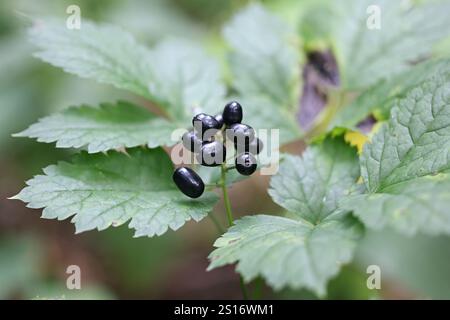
xmin=223 ymin=101 xmax=243 ymax=125
xmin=182 ymin=130 xmax=203 ymax=153
xmin=235 ymin=153 xmax=257 ymax=176
xmin=172 ymin=167 xmax=205 ymax=198
xmin=226 ymin=123 xmax=255 ymax=146
xmin=214 ymin=113 xmax=224 ymax=129
xmin=235 ymin=137 xmax=263 ymax=155
xmin=196 ymin=141 xmax=226 ymax=167
xmin=192 ymin=113 xmax=221 ymax=137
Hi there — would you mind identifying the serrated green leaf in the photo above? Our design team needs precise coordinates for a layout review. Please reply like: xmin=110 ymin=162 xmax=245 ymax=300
xmin=341 ymin=74 xmax=450 ymax=235
xmin=12 ymin=148 xmax=218 ymax=237
xmin=269 ymin=137 xmax=360 ymax=223
xmin=305 ymin=0 xmax=450 ymax=89
xmin=29 ymin=19 xmax=225 ymax=121
xmin=208 ymin=214 xmax=363 ymax=296
xmin=333 ymin=58 xmax=450 ymax=128
xmin=30 ymin=19 xmax=153 ymax=98
xmin=14 ymin=101 xmax=179 ymax=153
xmin=209 ymin=136 xmax=363 ymax=294
xmin=361 ymin=75 xmax=450 ymax=192
xmin=223 ymin=4 xmax=300 ymax=108
xmin=342 ymin=174 xmax=450 ymax=236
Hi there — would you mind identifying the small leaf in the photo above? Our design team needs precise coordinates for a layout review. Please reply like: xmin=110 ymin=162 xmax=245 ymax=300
xmin=12 ymin=148 xmax=218 ymax=237
xmin=209 ymin=136 xmax=363 ymax=294
xmin=14 ymin=101 xmax=179 ymax=153
xmin=269 ymin=136 xmax=360 ymax=223
xmin=208 ymin=214 xmax=363 ymax=296
xmin=341 ymin=73 xmax=450 ymax=235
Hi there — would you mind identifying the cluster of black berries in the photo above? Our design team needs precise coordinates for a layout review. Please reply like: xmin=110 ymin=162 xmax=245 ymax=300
xmin=173 ymin=101 xmax=263 ymax=198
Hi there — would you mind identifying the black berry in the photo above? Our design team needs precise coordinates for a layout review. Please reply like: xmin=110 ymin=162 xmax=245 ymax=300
xmin=214 ymin=113 xmax=224 ymax=129
xmin=196 ymin=141 xmax=226 ymax=167
xmin=223 ymin=101 xmax=243 ymax=125
xmin=235 ymin=153 xmax=257 ymax=176
xmin=226 ymin=123 xmax=255 ymax=146
xmin=235 ymin=137 xmax=263 ymax=155
xmin=182 ymin=130 xmax=203 ymax=153
xmin=192 ymin=113 xmax=221 ymax=137
xmin=172 ymin=167 xmax=205 ymax=198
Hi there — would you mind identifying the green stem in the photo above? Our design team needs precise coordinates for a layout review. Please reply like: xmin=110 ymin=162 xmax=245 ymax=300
xmin=220 ymin=164 xmax=249 ymax=300
xmin=220 ymin=164 xmax=234 ymax=226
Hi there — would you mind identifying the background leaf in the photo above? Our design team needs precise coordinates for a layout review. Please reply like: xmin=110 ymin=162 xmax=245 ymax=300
xmin=30 ymin=19 xmax=225 ymax=122
xmin=223 ymin=4 xmax=302 ymax=144
xmin=14 ymin=101 xmax=179 ymax=153
xmin=12 ymin=148 xmax=219 ymax=237
xmin=333 ymin=58 xmax=450 ymax=129
xmin=30 ymin=19 xmax=154 ymax=99
xmin=300 ymin=0 xmax=450 ymax=89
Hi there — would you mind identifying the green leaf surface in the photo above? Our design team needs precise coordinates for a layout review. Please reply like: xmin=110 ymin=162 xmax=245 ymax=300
xmin=342 ymin=174 xmax=450 ymax=236
xmin=209 ymin=136 xmax=363 ymax=294
xmin=223 ymin=4 xmax=302 ymax=145
xmin=269 ymin=137 xmax=360 ymax=223
xmin=333 ymin=58 xmax=450 ymax=128
xmin=12 ymin=148 xmax=218 ymax=237
xmin=30 ymin=19 xmax=153 ymax=98
xmin=342 ymin=74 xmax=450 ymax=235
xmin=208 ymin=214 xmax=363 ymax=296
xmin=223 ymin=4 xmax=300 ymax=108
xmin=29 ymin=19 xmax=225 ymax=122
xmin=238 ymin=96 xmax=301 ymax=145
xmin=361 ymin=75 xmax=450 ymax=192
xmin=14 ymin=102 xmax=179 ymax=153
xmin=305 ymin=0 xmax=450 ymax=89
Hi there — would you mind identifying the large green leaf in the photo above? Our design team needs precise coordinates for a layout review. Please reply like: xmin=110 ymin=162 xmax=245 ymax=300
xmin=361 ymin=75 xmax=450 ymax=192
xmin=332 ymin=58 xmax=450 ymax=129
xmin=269 ymin=137 xmax=360 ymax=224
xmin=14 ymin=101 xmax=179 ymax=153
xmin=223 ymin=4 xmax=302 ymax=144
xmin=342 ymin=174 xmax=450 ymax=236
xmin=208 ymin=213 xmax=362 ymax=296
xmin=209 ymin=136 xmax=363 ymax=295
xmin=303 ymin=0 xmax=450 ymax=89
xmin=29 ymin=19 xmax=225 ymax=122
xmin=12 ymin=148 xmax=218 ymax=237
xmin=341 ymin=74 xmax=450 ymax=235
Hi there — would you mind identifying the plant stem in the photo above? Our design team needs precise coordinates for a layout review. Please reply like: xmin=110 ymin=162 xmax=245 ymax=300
xmin=220 ymin=163 xmax=249 ymax=300
xmin=239 ymin=277 xmax=249 ymax=300
xmin=220 ymin=164 xmax=234 ymax=226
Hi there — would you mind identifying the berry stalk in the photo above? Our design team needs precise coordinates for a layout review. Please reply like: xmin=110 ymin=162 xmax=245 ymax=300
xmin=219 ymin=163 xmax=249 ymax=300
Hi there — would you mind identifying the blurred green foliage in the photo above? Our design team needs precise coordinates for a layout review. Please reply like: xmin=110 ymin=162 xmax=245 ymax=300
xmin=2 ymin=0 xmax=450 ymax=299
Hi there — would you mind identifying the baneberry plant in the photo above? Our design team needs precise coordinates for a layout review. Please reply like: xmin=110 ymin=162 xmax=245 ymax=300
xmin=11 ymin=1 xmax=450 ymax=298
